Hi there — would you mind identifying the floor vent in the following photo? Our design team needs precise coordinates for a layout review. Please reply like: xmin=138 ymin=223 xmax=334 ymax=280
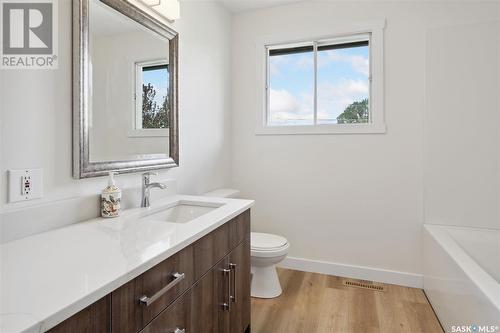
xmin=343 ymin=279 xmax=385 ymax=292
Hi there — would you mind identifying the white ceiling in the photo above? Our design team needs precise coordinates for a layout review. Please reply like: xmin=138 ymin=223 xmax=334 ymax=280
xmin=194 ymin=0 xmax=492 ymax=14
xmin=180 ymin=0 xmax=305 ymax=13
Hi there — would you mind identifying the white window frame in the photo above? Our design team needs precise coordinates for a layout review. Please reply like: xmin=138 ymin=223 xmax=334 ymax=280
xmin=255 ymin=20 xmax=386 ymax=135
xmin=128 ymin=59 xmax=170 ymax=138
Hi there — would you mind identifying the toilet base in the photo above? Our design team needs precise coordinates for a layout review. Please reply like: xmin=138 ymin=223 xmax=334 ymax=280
xmin=251 ymin=264 xmax=282 ymax=298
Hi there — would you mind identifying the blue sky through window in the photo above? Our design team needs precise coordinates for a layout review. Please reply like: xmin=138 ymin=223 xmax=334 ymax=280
xmin=269 ymin=45 xmax=369 ymax=125
xmin=143 ymin=66 xmax=169 ymax=107
xmin=269 ymin=50 xmax=314 ymax=125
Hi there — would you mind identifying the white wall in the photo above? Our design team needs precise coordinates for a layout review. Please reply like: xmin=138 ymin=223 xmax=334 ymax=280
xmin=231 ymin=1 xmax=500 ymax=278
xmin=424 ymin=19 xmax=500 ymax=230
xmin=0 ymin=1 xmax=232 ymax=240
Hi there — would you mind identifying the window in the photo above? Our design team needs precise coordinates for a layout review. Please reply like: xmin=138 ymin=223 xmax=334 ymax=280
xmin=316 ymin=39 xmax=369 ymax=125
xmin=131 ymin=59 xmax=169 ymax=137
xmin=257 ymin=23 xmax=385 ymax=135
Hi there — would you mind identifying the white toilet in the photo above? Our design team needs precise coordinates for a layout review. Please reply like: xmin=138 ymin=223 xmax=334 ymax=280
xmin=250 ymin=232 xmax=289 ymax=298
xmin=204 ymin=189 xmax=290 ymax=299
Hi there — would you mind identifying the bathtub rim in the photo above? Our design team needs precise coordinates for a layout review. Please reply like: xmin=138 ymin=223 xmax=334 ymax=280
xmin=423 ymin=223 xmax=500 ymax=311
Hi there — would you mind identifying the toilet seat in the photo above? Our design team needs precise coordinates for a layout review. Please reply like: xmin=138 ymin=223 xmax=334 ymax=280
xmin=251 ymin=232 xmax=289 ymax=258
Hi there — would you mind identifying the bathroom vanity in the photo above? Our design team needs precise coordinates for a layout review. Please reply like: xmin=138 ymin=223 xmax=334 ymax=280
xmin=1 ymin=195 xmax=253 ymax=333
xmin=50 ymin=210 xmax=250 ymax=333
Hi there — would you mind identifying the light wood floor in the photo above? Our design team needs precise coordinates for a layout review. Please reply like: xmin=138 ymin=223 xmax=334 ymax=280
xmin=251 ymin=268 xmax=443 ymax=333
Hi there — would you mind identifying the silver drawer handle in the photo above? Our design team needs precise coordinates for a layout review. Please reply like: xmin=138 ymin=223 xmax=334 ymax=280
xmin=174 ymin=329 xmax=185 ymax=333
xmin=221 ymin=268 xmax=231 ymax=311
xmin=229 ymin=263 xmax=237 ymax=303
xmin=139 ymin=272 xmax=185 ymax=306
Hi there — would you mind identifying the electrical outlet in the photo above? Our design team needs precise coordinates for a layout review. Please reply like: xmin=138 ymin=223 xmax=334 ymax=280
xmin=22 ymin=175 xmax=32 ymax=195
xmin=8 ymin=169 xmax=43 ymax=203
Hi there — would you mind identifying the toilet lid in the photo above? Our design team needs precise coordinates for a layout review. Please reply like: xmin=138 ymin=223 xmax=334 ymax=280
xmin=251 ymin=232 xmax=288 ymax=250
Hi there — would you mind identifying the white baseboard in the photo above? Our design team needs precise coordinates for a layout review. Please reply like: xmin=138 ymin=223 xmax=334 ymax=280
xmin=278 ymin=256 xmax=423 ymax=289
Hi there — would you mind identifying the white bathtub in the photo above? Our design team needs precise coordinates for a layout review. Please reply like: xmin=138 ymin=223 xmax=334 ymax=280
xmin=423 ymin=224 xmax=500 ymax=333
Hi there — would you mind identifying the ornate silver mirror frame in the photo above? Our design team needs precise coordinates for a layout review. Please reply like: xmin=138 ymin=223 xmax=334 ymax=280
xmin=73 ymin=0 xmax=179 ymax=178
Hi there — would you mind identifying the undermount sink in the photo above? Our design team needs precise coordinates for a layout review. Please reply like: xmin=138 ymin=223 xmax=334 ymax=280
xmin=141 ymin=201 xmax=224 ymax=223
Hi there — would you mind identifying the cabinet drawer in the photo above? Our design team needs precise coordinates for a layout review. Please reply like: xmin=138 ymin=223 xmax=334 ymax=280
xmin=48 ymin=295 xmax=111 ymax=333
xmin=193 ymin=222 xmax=230 ymax=281
xmin=229 ymin=210 xmax=250 ymax=249
xmin=111 ymin=245 xmax=194 ymax=333
xmin=140 ymin=289 xmax=191 ymax=333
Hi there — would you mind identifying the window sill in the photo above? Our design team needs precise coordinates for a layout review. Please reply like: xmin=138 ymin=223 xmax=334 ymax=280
xmin=255 ymin=123 xmax=386 ymax=135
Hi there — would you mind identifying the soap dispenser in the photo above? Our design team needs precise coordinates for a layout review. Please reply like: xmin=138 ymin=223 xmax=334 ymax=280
xmin=101 ymin=172 xmax=121 ymax=218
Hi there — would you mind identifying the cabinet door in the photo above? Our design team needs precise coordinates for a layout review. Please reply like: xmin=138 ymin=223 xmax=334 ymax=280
xmin=190 ymin=268 xmax=217 ymax=333
xmin=228 ymin=241 xmax=251 ymax=333
xmin=214 ymin=257 xmax=231 ymax=333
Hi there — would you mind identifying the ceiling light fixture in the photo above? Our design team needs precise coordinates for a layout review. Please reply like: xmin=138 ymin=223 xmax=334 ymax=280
xmin=137 ymin=0 xmax=161 ymax=7
xmin=129 ymin=0 xmax=180 ymax=22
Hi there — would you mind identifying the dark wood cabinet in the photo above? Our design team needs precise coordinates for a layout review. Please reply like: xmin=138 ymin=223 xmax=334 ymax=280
xmin=48 ymin=210 xmax=251 ymax=333
xmin=111 ymin=244 xmax=194 ymax=333
xmin=190 ymin=268 xmax=217 ymax=333
xmin=140 ymin=289 xmax=191 ymax=333
xmin=229 ymin=211 xmax=250 ymax=249
xmin=48 ymin=296 xmax=111 ymax=333
xmin=192 ymin=221 xmax=230 ymax=281
xmin=214 ymin=257 xmax=231 ymax=333
xmin=229 ymin=241 xmax=251 ymax=333
xmin=143 ymin=241 xmax=251 ymax=333
xmin=211 ymin=240 xmax=252 ymax=333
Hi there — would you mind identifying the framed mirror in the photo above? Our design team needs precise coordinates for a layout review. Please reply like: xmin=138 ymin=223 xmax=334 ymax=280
xmin=73 ymin=0 xmax=178 ymax=178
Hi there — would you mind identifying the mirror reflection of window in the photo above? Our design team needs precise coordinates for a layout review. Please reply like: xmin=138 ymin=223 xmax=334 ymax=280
xmin=140 ymin=63 xmax=169 ymax=129
xmin=133 ymin=59 xmax=170 ymax=137
xmin=88 ymin=0 xmax=171 ymax=163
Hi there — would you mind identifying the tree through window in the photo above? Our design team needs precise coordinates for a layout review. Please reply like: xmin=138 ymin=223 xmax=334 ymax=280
xmin=135 ymin=61 xmax=169 ymax=131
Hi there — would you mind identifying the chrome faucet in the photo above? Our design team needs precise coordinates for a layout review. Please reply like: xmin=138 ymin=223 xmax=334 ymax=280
xmin=141 ymin=172 xmax=167 ymax=208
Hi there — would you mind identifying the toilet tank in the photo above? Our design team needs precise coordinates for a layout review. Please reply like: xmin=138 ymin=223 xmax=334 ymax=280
xmin=204 ymin=188 xmax=240 ymax=198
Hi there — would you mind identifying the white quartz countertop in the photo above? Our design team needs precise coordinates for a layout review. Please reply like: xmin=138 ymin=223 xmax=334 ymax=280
xmin=0 ymin=195 xmax=254 ymax=333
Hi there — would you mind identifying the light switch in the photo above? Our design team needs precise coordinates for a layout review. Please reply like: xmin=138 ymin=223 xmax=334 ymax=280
xmin=8 ymin=169 xmax=43 ymax=203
